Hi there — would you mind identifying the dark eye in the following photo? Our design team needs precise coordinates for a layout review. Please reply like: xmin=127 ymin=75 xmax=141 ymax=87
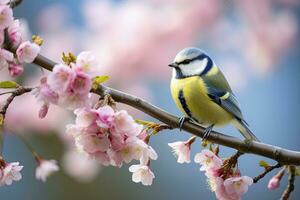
xmin=181 ymin=59 xmax=191 ymax=65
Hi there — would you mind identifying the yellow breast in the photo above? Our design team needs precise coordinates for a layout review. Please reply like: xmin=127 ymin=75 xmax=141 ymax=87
xmin=170 ymin=76 xmax=233 ymax=126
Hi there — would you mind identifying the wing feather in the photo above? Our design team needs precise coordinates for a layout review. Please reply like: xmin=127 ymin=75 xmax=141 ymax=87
xmin=202 ymin=69 xmax=245 ymax=122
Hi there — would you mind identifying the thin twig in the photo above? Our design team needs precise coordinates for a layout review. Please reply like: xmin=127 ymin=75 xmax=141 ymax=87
xmin=253 ymin=163 xmax=282 ymax=183
xmin=280 ymin=166 xmax=296 ymax=200
xmin=17 ymin=134 xmax=39 ymax=161
xmin=0 ymin=87 xmax=32 ymax=124
xmin=22 ymin=53 xmax=300 ymax=165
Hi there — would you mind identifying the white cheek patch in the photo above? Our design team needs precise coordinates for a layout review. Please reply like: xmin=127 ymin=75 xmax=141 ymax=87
xmin=180 ymin=58 xmax=208 ymax=77
xmin=172 ymin=68 xmax=177 ymax=78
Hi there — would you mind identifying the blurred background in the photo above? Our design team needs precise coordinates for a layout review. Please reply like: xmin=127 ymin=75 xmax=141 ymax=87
xmin=1 ymin=0 xmax=300 ymax=199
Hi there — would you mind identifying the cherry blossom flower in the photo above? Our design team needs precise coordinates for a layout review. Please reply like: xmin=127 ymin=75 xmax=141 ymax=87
xmin=74 ymin=108 xmax=98 ymax=127
xmin=0 ymin=5 xmax=13 ymax=29
xmin=47 ymin=64 xmax=75 ymax=93
xmin=209 ymin=177 xmax=233 ymax=200
xmin=46 ymin=63 xmax=92 ymax=110
xmin=16 ymin=41 xmax=41 ymax=63
xmin=108 ymin=143 xmax=138 ymax=167
xmin=35 ymin=159 xmax=59 ymax=182
xmin=107 ymin=149 xmax=125 ymax=167
xmin=96 ymin=105 xmax=115 ymax=129
xmin=72 ymin=124 xmax=109 ymax=150
xmin=129 ymin=164 xmax=155 ymax=186
xmin=204 ymin=167 xmax=221 ymax=178
xmin=74 ymin=51 xmax=100 ymax=75
xmin=58 ymin=73 xmax=91 ymax=109
xmin=0 ymin=162 xmax=23 ymax=186
xmin=90 ymin=151 xmax=110 ymax=166
xmin=168 ymin=141 xmax=191 ymax=164
xmin=134 ymin=140 xmax=157 ymax=164
xmin=71 ymin=70 xmax=92 ymax=95
xmin=32 ymin=77 xmax=59 ymax=118
xmin=113 ymin=110 xmax=143 ymax=136
xmin=137 ymin=130 xmax=148 ymax=141
xmin=32 ymin=78 xmax=59 ymax=105
xmin=59 ymin=89 xmax=90 ymax=110
xmin=109 ymin=137 xmax=157 ymax=167
xmin=75 ymin=132 xmax=110 ymax=154
xmin=223 ymin=176 xmax=253 ymax=199
xmin=8 ymin=63 xmax=23 ymax=77
xmin=194 ymin=149 xmax=223 ymax=171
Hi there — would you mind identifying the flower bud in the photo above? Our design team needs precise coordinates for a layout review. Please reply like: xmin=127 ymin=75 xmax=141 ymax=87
xmin=267 ymin=168 xmax=285 ymax=190
xmin=38 ymin=104 xmax=49 ymax=119
xmin=267 ymin=176 xmax=280 ymax=190
xmin=8 ymin=63 xmax=23 ymax=77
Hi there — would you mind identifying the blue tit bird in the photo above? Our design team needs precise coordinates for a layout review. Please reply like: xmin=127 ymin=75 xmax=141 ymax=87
xmin=169 ymin=47 xmax=259 ymax=141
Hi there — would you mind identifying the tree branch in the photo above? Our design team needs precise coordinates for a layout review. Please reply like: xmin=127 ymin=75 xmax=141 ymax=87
xmin=28 ymin=54 xmax=300 ymax=166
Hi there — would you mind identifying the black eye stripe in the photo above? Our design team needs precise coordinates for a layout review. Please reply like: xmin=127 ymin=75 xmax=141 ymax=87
xmin=177 ymin=54 xmax=207 ymax=65
xmin=180 ymin=59 xmax=191 ymax=65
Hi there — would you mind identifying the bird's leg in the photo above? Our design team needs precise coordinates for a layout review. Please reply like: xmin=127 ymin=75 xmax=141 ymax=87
xmin=178 ymin=116 xmax=191 ymax=131
xmin=202 ymin=124 xmax=214 ymax=141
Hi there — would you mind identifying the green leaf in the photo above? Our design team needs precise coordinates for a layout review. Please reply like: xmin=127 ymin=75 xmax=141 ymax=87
xmin=295 ymin=167 xmax=300 ymax=176
xmin=259 ymin=160 xmax=270 ymax=168
xmin=0 ymin=81 xmax=19 ymax=89
xmin=92 ymin=75 xmax=110 ymax=90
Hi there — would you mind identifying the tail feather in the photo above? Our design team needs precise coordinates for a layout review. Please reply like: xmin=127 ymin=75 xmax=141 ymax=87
xmin=232 ymin=119 xmax=260 ymax=142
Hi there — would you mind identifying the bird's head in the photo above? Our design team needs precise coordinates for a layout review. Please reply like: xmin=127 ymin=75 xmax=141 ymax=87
xmin=169 ymin=47 xmax=212 ymax=78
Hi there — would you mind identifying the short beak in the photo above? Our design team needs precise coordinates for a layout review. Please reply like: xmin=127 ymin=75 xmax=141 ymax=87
xmin=168 ymin=62 xmax=178 ymax=68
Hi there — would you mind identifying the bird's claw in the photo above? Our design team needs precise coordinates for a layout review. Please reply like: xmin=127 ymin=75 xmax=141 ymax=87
xmin=202 ymin=124 xmax=214 ymax=141
xmin=178 ymin=116 xmax=190 ymax=131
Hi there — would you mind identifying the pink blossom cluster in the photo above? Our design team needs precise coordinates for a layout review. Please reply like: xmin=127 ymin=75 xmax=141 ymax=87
xmin=66 ymin=105 xmax=157 ymax=185
xmin=0 ymin=0 xmax=40 ymax=77
xmin=194 ymin=150 xmax=253 ymax=200
xmin=33 ymin=51 xmax=101 ymax=117
xmin=0 ymin=159 xmax=23 ymax=186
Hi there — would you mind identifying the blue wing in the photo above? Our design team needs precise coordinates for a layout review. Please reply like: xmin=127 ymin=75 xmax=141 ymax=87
xmin=205 ymin=82 xmax=246 ymax=124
